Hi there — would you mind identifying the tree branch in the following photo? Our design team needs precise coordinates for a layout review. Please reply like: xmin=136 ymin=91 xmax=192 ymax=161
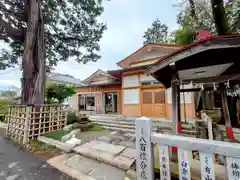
xmin=0 ymin=16 xmax=24 ymax=41
xmin=46 ymin=32 xmax=88 ymax=43
xmin=0 ymin=2 xmax=25 ymax=21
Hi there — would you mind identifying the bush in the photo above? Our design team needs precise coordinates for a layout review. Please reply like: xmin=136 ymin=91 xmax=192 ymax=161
xmin=0 ymin=99 xmax=11 ymax=122
xmin=67 ymin=111 xmax=78 ymax=125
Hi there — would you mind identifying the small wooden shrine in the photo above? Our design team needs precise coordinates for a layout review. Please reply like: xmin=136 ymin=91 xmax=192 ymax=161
xmin=147 ymin=35 xmax=240 ymax=141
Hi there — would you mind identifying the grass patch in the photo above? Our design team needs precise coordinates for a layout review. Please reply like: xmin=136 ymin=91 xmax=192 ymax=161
xmin=88 ymin=124 xmax=105 ymax=132
xmin=44 ymin=130 xmax=70 ymax=141
xmin=27 ymin=140 xmax=56 ymax=153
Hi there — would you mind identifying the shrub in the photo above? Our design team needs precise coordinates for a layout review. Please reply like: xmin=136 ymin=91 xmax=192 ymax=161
xmin=67 ymin=111 xmax=78 ymax=125
xmin=0 ymin=99 xmax=11 ymax=122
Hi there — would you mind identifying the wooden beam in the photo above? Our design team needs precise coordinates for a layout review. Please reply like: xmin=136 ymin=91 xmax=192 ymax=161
xmin=183 ymin=74 xmax=240 ymax=84
xmin=180 ymin=87 xmax=214 ymax=92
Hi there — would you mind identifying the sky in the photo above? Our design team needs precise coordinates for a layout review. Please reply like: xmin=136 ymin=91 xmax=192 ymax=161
xmin=0 ymin=0 xmax=179 ymax=89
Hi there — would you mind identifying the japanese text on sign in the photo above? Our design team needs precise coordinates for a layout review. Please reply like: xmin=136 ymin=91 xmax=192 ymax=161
xmin=159 ymin=146 xmax=170 ymax=180
xmin=227 ymin=157 xmax=240 ymax=180
xmin=178 ymin=149 xmax=191 ymax=180
xmin=139 ymin=128 xmax=148 ymax=179
xmin=200 ymin=153 xmax=215 ymax=180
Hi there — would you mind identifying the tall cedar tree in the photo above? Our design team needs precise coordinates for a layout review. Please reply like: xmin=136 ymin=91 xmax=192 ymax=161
xmin=0 ymin=0 xmax=106 ymax=104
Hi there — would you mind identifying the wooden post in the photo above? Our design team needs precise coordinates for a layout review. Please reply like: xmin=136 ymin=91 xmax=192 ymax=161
xmin=135 ymin=117 xmax=154 ymax=180
xmin=220 ymin=84 xmax=231 ymax=127
xmin=171 ymin=74 xmax=181 ymax=135
xmin=171 ymin=73 xmax=181 ymax=161
xmin=23 ymin=106 xmax=30 ymax=145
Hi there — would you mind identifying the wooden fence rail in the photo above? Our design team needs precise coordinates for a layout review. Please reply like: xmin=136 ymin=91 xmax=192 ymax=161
xmin=5 ymin=104 xmax=67 ymax=144
xmin=136 ymin=117 xmax=240 ymax=180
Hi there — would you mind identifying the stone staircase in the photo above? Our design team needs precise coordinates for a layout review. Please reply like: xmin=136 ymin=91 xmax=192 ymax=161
xmin=88 ymin=114 xmax=196 ymax=136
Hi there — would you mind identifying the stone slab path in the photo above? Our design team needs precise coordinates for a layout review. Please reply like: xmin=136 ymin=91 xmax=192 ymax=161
xmin=48 ymin=154 xmax=126 ymax=180
xmin=73 ymin=140 xmax=136 ymax=171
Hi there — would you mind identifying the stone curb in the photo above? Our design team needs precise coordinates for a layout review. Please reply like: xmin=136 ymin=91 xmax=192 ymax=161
xmin=73 ymin=144 xmax=135 ymax=171
xmin=38 ymin=136 xmax=73 ymax=153
xmin=61 ymin=129 xmax=81 ymax=142
xmin=126 ymin=169 xmax=136 ymax=180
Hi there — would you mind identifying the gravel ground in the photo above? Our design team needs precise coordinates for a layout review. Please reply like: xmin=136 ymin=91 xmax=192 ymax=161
xmin=75 ymin=130 xmax=110 ymax=144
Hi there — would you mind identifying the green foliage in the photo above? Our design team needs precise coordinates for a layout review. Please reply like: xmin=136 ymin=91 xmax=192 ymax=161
xmin=46 ymin=83 xmax=76 ymax=103
xmin=143 ymin=19 xmax=170 ymax=44
xmin=176 ymin=0 xmax=240 ymax=34
xmin=89 ymin=124 xmax=105 ymax=132
xmin=0 ymin=90 xmax=17 ymax=101
xmin=44 ymin=130 xmax=70 ymax=141
xmin=0 ymin=99 xmax=11 ymax=122
xmin=0 ymin=0 xmax=106 ymax=70
xmin=174 ymin=25 xmax=197 ymax=45
xmin=67 ymin=111 xmax=78 ymax=125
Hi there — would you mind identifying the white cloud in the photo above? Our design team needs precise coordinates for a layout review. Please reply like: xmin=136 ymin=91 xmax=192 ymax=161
xmin=1 ymin=0 xmax=178 ymax=86
xmin=0 ymin=79 xmax=20 ymax=87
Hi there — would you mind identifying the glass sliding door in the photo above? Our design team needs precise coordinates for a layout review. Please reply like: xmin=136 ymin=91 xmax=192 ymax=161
xmin=105 ymin=92 xmax=118 ymax=113
xmin=78 ymin=94 xmax=95 ymax=111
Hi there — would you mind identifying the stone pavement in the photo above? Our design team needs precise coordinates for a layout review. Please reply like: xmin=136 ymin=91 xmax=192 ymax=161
xmin=73 ymin=140 xmax=136 ymax=171
xmin=48 ymin=154 xmax=126 ymax=180
xmin=0 ymin=137 xmax=75 ymax=180
xmin=47 ymin=131 xmax=137 ymax=180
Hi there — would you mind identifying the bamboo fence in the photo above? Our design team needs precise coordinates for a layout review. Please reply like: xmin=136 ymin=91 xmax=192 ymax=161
xmin=5 ymin=104 xmax=67 ymax=144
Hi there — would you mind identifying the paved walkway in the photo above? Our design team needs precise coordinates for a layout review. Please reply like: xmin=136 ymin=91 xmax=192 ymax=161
xmin=75 ymin=131 xmax=109 ymax=144
xmin=0 ymin=137 xmax=75 ymax=180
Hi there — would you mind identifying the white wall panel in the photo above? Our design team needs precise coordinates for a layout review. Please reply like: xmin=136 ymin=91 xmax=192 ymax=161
xmin=140 ymin=74 xmax=156 ymax=82
xmin=167 ymin=88 xmax=192 ymax=104
xmin=123 ymin=89 xmax=139 ymax=104
xmin=123 ymin=75 xmax=139 ymax=88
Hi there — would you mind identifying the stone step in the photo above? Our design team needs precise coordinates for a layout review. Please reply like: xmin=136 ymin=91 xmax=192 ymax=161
xmin=91 ymin=119 xmax=195 ymax=135
xmin=90 ymin=119 xmax=171 ymax=129
xmin=73 ymin=140 xmax=136 ymax=171
xmin=103 ymin=126 xmax=135 ymax=133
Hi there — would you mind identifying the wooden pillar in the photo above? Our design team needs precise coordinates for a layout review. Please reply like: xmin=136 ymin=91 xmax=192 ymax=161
xmin=220 ymin=84 xmax=231 ymax=127
xmin=171 ymin=73 xmax=181 ymax=161
xmin=171 ymin=74 xmax=181 ymax=135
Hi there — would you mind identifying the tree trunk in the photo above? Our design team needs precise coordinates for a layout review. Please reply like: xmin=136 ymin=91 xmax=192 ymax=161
xmin=211 ymin=0 xmax=230 ymax=35
xmin=22 ymin=0 xmax=46 ymax=104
